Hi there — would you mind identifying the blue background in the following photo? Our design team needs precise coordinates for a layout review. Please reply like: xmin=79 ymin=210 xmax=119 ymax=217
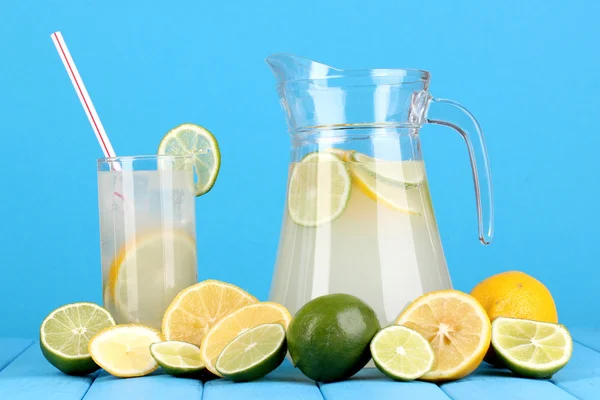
xmin=1 ymin=0 xmax=598 ymax=337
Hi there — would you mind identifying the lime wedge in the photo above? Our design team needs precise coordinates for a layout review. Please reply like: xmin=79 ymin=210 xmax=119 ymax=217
xmin=158 ymin=123 xmax=221 ymax=196
xmin=287 ymin=152 xmax=351 ymax=227
xmin=370 ymin=325 xmax=434 ymax=381
xmin=491 ymin=317 xmax=572 ymax=378
xmin=150 ymin=341 xmax=206 ymax=377
xmin=349 ymin=163 xmax=422 ymax=215
xmin=109 ymin=230 xmax=198 ymax=329
xmin=350 ymin=152 xmax=425 ymax=187
xmin=216 ymin=323 xmax=287 ymax=382
xmin=40 ymin=302 xmax=116 ymax=375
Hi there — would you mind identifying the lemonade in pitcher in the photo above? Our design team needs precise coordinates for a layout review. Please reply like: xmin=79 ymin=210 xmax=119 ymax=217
xmin=272 ymin=149 xmax=450 ymax=325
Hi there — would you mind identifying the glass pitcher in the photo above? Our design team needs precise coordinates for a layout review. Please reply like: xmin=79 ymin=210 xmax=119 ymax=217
xmin=266 ymin=54 xmax=494 ymax=326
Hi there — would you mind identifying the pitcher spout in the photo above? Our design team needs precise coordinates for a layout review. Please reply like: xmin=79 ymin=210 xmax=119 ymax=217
xmin=266 ymin=54 xmax=340 ymax=84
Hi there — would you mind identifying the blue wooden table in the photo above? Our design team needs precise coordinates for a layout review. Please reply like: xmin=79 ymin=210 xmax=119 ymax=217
xmin=1 ymin=328 xmax=598 ymax=399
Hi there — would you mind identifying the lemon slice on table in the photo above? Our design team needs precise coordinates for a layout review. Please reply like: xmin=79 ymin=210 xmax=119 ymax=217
xmin=201 ymin=302 xmax=292 ymax=377
xmin=491 ymin=317 xmax=572 ymax=378
xmin=162 ymin=280 xmax=258 ymax=348
xmin=108 ymin=230 xmax=198 ymax=329
xmin=40 ymin=302 xmax=116 ymax=375
xmin=158 ymin=123 xmax=221 ymax=196
xmin=150 ymin=341 xmax=206 ymax=377
xmin=287 ymin=152 xmax=351 ymax=227
xmin=395 ymin=290 xmax=491 ymax=382
xmin=370 ymin=325 xmax=435 ymax=381
xmin=216 ymin=323 xmax=287 ymax=382
xmin=88 ymin=324 xmax=163 ymax=378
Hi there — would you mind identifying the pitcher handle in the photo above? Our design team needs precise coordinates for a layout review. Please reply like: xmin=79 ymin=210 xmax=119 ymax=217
xmin=425 ymin=97 xmax=494 ymax=245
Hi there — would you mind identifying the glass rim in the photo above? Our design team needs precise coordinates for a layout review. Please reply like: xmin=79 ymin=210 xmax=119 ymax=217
xmin=97 ymin=154 xmax=198 ymax=164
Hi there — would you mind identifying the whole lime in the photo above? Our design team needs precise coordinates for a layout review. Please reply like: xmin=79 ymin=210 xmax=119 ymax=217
xmin=287 ymin=293 xmax=381 ymax=382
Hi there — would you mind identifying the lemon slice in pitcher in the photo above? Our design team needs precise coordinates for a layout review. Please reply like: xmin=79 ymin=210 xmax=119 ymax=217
xmin=350 ymin=152 xmax=425 ymax=187
xmin=287 ymin=152 xmax=351 ymax=227
xmin=158 ymin=123 xmax=221 ymax=196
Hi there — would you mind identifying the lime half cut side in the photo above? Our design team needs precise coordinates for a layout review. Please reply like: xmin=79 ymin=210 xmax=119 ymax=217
xmin=491 ymin=317 xmax=572 ymax=378
xmin=150 ymin=341 xmax=206 ymax=377
xmin=370 ymin=325 xmax=434 ymax=381
xmin=158 ymin=123 xmax=221 ymax=196
xmin=40 ymin=302 xmax=116 ymax=375
xmin=287 ymin=152 xmax=351 ymax=227
xmin=216 ymin=323 xmax=287 ymax=382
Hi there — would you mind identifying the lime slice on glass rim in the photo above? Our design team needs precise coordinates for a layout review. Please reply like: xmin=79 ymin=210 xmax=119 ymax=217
xmin=287 ymin=152 xmax=351 ymax=227
xmin=40 ymin=302 xmax=116 ymax=375
xmin=216 ymin=323 xmax=287 ymax=382
xmin=370 ymin=325 xmax=434 ymax=381
xmin=150 ymin=341 xmax=207 ymax=377
xmin=158 ymin=123 xmax=221 ymax=196
xmin=491 ymin=317 xmax=572 ymax=378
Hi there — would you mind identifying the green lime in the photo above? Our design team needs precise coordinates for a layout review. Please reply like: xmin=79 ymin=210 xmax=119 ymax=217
xmin=40 ymin=302 xmax=116 ymax=375
xmin=370 ymin=325 xmax=434 ymax=381
xmin=158 ymin=123 xmax=221 ymax=196
xmin=287 ymin=152 xmax=351 ymax=227
xmin=287 ymin=293 xmax=381 ymax=382
xmin=491 ymin=317 xmax=572 ymax=378
xmin=150 ymin=341 xmax=206 ymax=377
xmin=216 ymin=323 xmax=287 ymax=382
xmin=349 ymin=152 xmax=425 ymax=188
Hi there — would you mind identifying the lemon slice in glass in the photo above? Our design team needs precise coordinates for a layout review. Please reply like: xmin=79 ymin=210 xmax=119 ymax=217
xmin=350 ymin=152 xmax=425 ymax=187
xmin=287 ymin=152 xmax=351 ymax=227
xmin=108 ymin=230 xmax=198 ymax=328
xmin=158 ymin=123 xmax=221 ymax=196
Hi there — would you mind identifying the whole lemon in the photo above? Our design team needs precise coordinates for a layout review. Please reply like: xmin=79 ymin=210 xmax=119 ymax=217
xmin=470 ymin=271 xmax=558 ymax=323
xmin=470 ymin=271 xmax=558 ymax=365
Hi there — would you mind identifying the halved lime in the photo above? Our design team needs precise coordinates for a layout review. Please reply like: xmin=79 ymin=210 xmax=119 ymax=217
xmin=215 ymin=323 xmax=287 ymax=382
xmin=350 ymin=152 xmax=425 ymax=187
xmin=287 ymin=152 xmax=351 ymax=227
xmin=158 ymin=123 xmax=221 ymax=196
xmin=40 ymin=302 xmax=116 ymax=375
xmin=150 ymin=341 xmax=206 ymax=377
xmin=370 ymin=325 xmax=434 ymax=381
xmin=491 ymin=317 xmax=572 ymax=378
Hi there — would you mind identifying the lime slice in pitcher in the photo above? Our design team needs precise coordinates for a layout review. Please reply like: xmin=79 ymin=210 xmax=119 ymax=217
xmin=158 ymin=123 xmax=221 ymax=196
xmin=287 ymin=152 xmax=351 ymax=227
xmin=350 ymin=152 xmax=424 ymax=187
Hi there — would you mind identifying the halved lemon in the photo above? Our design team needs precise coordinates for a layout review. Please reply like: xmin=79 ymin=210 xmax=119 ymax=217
xmin=107 ymin=230 xmax=198 ymax=329
xmin=88 ymin=324 xmax=163 ymax=378
xmin=287 ymin=152 xmax=351 ymax=227
xmin=201 ymin=302 xmax=292 ymax=376
xmin=395 ymin=290 xmax=491 ymax=382
xmin=162 ymin=280 xmax=258 ymax=347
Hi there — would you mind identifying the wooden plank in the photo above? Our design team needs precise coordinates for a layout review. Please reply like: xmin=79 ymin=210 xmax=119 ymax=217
xmin=550 ymin=341 xmax=600 ymax=400
xmin=0 ymin=343 xmax=94 ymax=399
xmin=82 ymin=370 xmax=203 ymax=400
xmin=0 ymin=338 xmax=32 ymax=372
xmin=440 ymin=364 xmax=577 ymax=400
xmin=203 ymin=361 xmax=324 ymax=400
xmin=571 ymin=327 xmax=600 ymax=352
xmin=318 ymin=368 xmax=450 ymax=400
